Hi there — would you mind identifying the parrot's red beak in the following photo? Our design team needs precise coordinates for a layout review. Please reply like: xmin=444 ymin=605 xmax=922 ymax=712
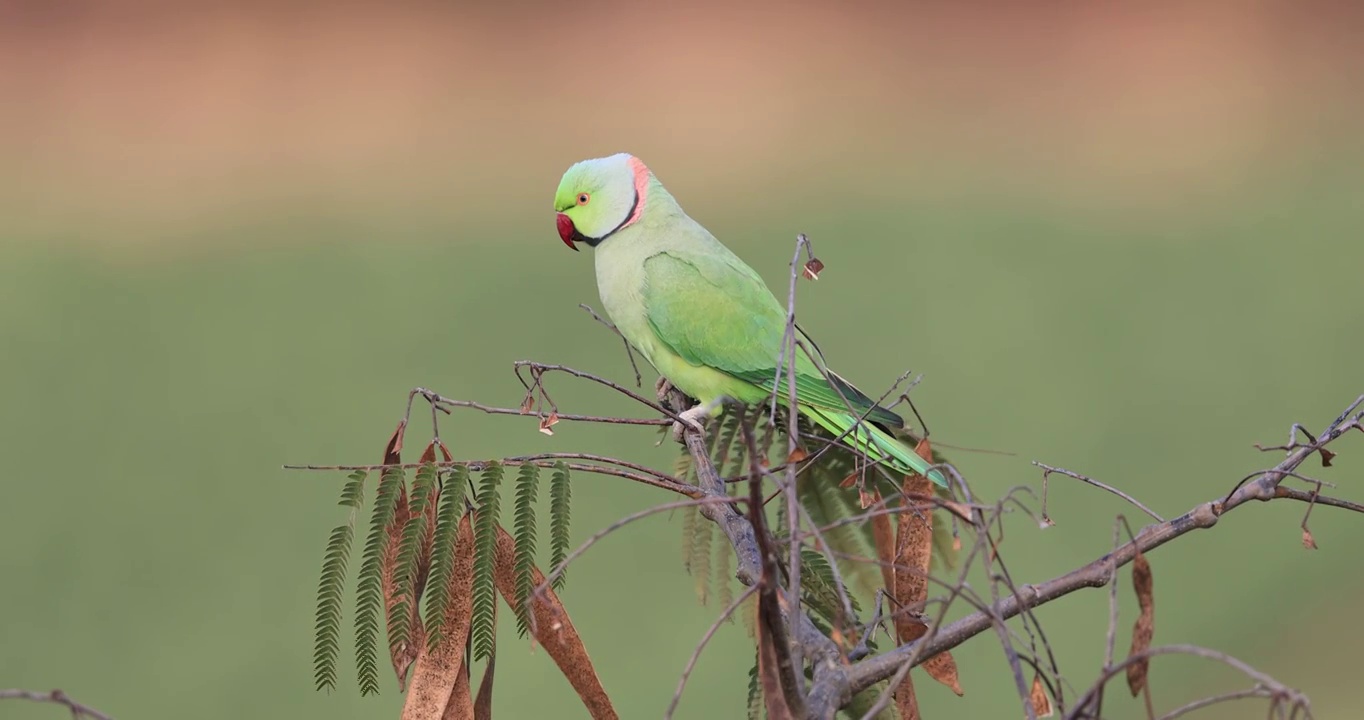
xmin=556 ymin=213 xmax=580 ymax=251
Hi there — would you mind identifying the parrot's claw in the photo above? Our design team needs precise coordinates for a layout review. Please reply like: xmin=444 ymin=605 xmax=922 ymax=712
xmin=671 ymin=404 xmax=711 ymax=443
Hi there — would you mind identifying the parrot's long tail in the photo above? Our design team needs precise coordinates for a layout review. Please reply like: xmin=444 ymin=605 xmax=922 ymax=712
xmin=799 ymin=406 xmax=949 ymax=488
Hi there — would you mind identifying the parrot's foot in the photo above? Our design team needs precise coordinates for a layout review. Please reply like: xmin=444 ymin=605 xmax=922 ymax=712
xmin=671 ymin=407 xmax=708 ymax=443
xmin=671 ymin=399 xmax=721 ymax=443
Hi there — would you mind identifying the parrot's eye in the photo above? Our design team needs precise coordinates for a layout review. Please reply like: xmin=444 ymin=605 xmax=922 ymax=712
xmin=576 ymin=193 xmax=590 ymax=206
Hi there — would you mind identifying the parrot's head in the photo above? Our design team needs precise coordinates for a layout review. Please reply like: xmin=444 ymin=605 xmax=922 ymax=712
xmin=553 ymin=153 xmax=652 ymax=251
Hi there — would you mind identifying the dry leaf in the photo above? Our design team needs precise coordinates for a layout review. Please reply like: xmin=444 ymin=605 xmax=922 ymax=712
xmin=893 ymin=473 xmax=933 ymax=645
xmin=440 ymin=660 xmax=472 ymax=720
xmin=403 ymin=515 xmax=476 ymax=720
xmin=519 ymin=394 xmax=536 ymax=414
xmin=899 ymin=438 xmax=965 ymax=696
xmin=1320 ymin=447 xmax=1336 ymax=467
xmin=539 ymin=412 xmax=559 ymax=436
xmin=939 ymin=499 xmax=974 ymax=523
xmin=894 ymin=673 xmax=921 ymax=720
xmin=491 ymin=524 xmax=619 ymax=719
xmin=868 ymin=490 xmax=896 ymax=596
xmin=785 ymin=446 xmax=809 ymax=464
xmin=923 ymin=651 xmax=963 ymax=696
xmin=473 ymin=641 xmax=495 ymax=720
xmin=802 ymin=257 xmax=825 ymax=280
xmin=1302 ymin=528 xmax=1318 ymax=550
xmin=390 ymin=441 xmax=444 ymax=688
xmin=757 ymin=583 xmax=799 ymax=720
xmin=839 ymin=472 xmax=859 ymax=489
xmin=1030 ymin=673 xmax=1054 ymax=717
xmin=858 ymin=488 xmax=876 ymax=509
xmin=386 ymin=419 xmax=408 ymax=458
xmin=1125 ymin=550 xmax=1155 ymax=696
xmin=383 ymin=433 xmax=419 ymax=690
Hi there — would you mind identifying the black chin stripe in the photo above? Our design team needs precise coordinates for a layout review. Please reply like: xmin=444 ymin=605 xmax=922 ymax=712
xmin=582 ymin=191 xmax=640 ymax=247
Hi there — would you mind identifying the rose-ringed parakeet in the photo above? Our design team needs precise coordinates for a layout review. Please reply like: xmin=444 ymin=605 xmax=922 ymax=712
xmin=553 ymin=153 xmax=947 ymax=487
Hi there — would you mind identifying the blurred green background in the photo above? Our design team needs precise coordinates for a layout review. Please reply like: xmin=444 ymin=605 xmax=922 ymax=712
xmin=2 ymin=2 xmax=1362 ymax=719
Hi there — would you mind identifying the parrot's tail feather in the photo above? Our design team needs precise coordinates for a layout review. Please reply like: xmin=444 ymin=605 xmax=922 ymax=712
xmin=799 ymin=406 xmax=949 ymax=488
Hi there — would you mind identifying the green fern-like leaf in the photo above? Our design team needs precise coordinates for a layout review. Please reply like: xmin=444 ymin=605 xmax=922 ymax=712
xmin=423 ymin=464 xmax=468 ymax=652
xmin=511 ymin=463 xmax=540 ymax=637
xmin=548 ymin=462 xmax=571 ymax=591
xmin=314 ymin=470 xmax=366 ymax=691
xmin=714 ymin=532 xmax=733 ymax=609
xmin=470 ymin=462 xmax=503 ymax=663
xmin=794 ymin=436 xmax=882 ymax=593
xmin=726 ymin=415 xmax=752 ymax=479
xmin=690 ymin=508 xmax=714 ymax=605
xmin=798 ymin=548 xmax=860 ymax=631
xmin=674 ymin=447 xmax=695 ymax=485
xmin=677 ymin=447 xmax=701 ymax=578
xmin=712 ymin=407 xmax=743 ymax=474
xmin=313 ymin=523 xmax=353 ymax=692
xmin=681 ymin=504 xmax=701 ymax=573
xmin=354 ymin=466 xmax=404 ymax=696
xmin=339 ymin=469 xmax=367 ymax=508
xmin=842 ymin=681 xmax=900 ymax=719
xmin=388 ymin=461 xmax=437 ymax=654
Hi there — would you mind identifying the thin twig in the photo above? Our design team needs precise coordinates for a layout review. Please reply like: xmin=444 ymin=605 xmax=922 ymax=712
xmin=1034 ymin=462 xmax=1165 ymax=523
xmin=512 ymin=361 xmax=684 ymax=423
xmin=1274 ymin=486 xmax=1364 ymax=513
xmin=664 ymin=584 xmax=761 ymax=719
xmin=1066 ymin=645 xmax=1311 ymax=720
xmin=579 ymin=303 xmax=644 ymax=388
xmin=805 ymin=396 xmax=1364 ymax=716
xmin=284 ymin=456 xmax=694 ymax=495
xmin=532 ymin=497 xmax=743 ymax=609
xmin=0 ymin=689 xmax=114 ymax=720
xmin=1155 ymin=686 xmax=1274 ymax=720
xmin=855 ymin=652 xmax=915 ymax=720
xmin=413 ymin=387 xmax=669 ymax=426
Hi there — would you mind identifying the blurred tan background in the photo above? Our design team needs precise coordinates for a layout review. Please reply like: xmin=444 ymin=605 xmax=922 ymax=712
xmin=2 ymin=2 xmax=1361 ymax=719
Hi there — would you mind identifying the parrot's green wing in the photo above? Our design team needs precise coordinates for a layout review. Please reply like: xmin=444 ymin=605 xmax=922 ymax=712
xmin=640 ymin=250 xmax=904 ymax=428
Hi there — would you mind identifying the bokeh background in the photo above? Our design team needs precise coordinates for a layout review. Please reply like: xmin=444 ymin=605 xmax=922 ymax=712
xmin=3 ymin=2 xmax=1362 ymax=718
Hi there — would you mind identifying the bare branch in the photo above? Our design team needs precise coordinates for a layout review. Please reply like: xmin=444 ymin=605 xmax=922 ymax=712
xmin=284 ymin=455 xmax=693 ymax=495
xmin=1035 ymin=462 xmax=1165 ymax=523
xmin=0 ymin=688 xmax=114 ymax=720
xmin=533 ymin=497 xmax=745 ymax=603
xmin=579 ymin=303 xmax=644 ymax=388
xmin=803 ymin=395 xmax=1363 ymax=716
xmin=412 ymin=386 xmax=670 ymax=427
xmin=1155 ymin=686 xmax=1275 ymax=720
xmin=1066 ymin=644 xmax=1312 ymax=720
xmin=665 ymin=585 xmax=760 ymax=719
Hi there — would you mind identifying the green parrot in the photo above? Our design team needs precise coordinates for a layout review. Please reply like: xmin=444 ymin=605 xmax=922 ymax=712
xmin=553 ymin=153 xmax=947 ymax=488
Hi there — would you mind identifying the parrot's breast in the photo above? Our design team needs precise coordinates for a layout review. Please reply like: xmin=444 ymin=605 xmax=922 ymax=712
xmin=591 ymin=227 xmax=761 ymax=406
